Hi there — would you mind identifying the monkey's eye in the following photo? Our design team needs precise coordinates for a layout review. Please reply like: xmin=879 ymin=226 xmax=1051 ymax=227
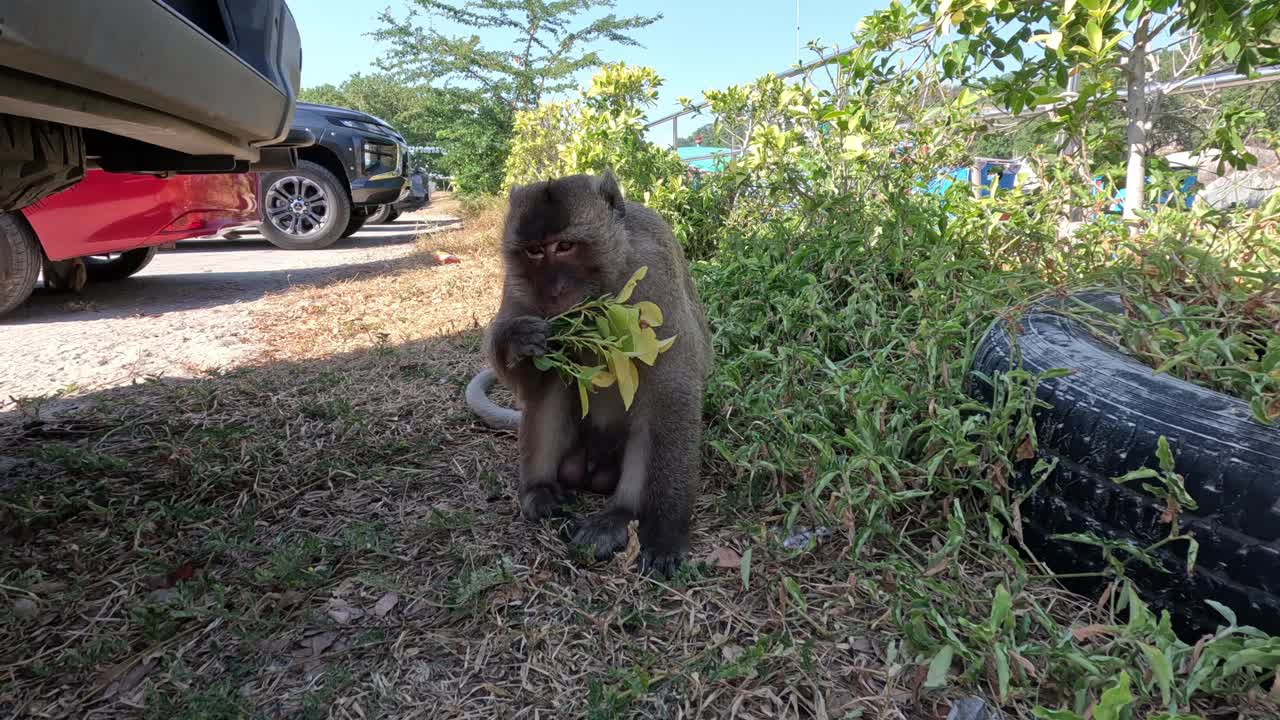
xmin=525 ymin=246 xmax=545 ymax=259
xmin=554 ymin=241 xmax=575 ymax=254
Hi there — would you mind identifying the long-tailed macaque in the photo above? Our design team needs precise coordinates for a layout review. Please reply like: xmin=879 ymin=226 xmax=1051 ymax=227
xmin=486 ymin=171 xmax=711 ymax=576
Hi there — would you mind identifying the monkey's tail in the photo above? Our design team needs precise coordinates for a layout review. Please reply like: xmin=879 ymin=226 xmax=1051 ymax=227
xmin=465 ymin=368 xmax=521 ymax=430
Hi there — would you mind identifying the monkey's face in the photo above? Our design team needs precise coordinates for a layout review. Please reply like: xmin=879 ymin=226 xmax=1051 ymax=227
xmin=503 ymin=174 xmax=621 ymax=317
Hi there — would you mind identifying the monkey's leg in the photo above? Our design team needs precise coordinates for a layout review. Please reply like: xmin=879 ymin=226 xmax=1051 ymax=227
xmin=635 ymin=405 xmax=701 ymax=578
xmin=569 ymin=423 xmax=645 ymax=560
xmin=518 ymin=384 xmax=578 ymax=521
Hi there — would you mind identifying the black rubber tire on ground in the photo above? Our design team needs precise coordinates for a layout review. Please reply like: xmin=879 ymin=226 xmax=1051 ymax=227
xmin=258 ymin=160 xmax=351 ymax=250
xmin=970 ymin=294 xmax=1280 ymax=637
xmin=385 ymin=208 xmax=402 ymax=223
xmin=340 ymin=208 xmax=369 ymax=239
xmin=0 ymin=115 xmax=86 ymax=211
xmin=364 ymin=205 xmax=393 ymax=226
xmin=83 ymin=247 xmax=158 ymax=282
xmin=0 ymin=213 xmax=42 ymax=317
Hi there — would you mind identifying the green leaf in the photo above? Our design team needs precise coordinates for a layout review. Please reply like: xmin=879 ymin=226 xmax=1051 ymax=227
xmin=1094 ymin=672 xmax=1132 ymax=720
xmin=1250 ymin=396 xmax=1273 ymax=425
xmin=925 ymin=645 xmax=954 ymax=688
xmin=656 ymin=334 xmax=678 ymax=353
xmin=989 ymin=583 xmax=1013 ymax=634
xmin=782 ymin=576 xmax=807 ymax=612
xmin=994 ymin=642 xmax=1011 ymax=702
xmin=1155 ymin=436 xmax=1175 ymax=474
xmin=1205 ymin=599 xmax=1238 ymax=628
xmin=1140 ymin=644 xmax=1173 ymax=705
xmin=1223 ymin=647 xmax=1280 ymax=676
xmin=1032 ymin=710 xmax=1085 ymax=720
xmin=634 ymin=301 xmax=664 ymax=327
xmin=577 ymin=379 xmax=590 ymax=419
xmin=629 ymin=327 xmax=660 ymax=366
xmin=1085 ymin=21 xmax=1103 ymax=54
xmin=1186 ymin=537 xmax=1199 ymax=576
xmin=741 ymin=547 xmax=752 ymax=590
xmin=614 ymin=266 xmax=648 ymax=303
xmin=955 ymin=88 xmax=979 ymax=107
xmin=533 ymin=356 xmax=554 ymax=371
xmin=1261 ymin=341 xmax=1280 ymax=373
xmin=610 ymin=349 xmax=638 ymax=410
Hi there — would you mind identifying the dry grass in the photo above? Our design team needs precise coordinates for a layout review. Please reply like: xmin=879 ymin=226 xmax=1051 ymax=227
xmin=0 ymin=197 xmax=1015 ymax=719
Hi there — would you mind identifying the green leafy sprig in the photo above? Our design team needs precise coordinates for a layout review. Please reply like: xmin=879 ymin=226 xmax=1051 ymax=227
xmin=532 ymin=266 xmax=677 ymax=417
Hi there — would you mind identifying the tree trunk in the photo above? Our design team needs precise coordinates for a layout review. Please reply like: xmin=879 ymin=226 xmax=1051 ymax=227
xmin=1123 ymin=12 xmax=1154 ymax=228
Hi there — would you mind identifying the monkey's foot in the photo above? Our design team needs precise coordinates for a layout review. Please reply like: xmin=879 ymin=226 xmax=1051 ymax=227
xmin=639 ymin=546 xmax=685 ymax=579
xmin=520 ymin=484 xmax=573 ymax=521
xmin=570 ymin=510 xmax=632 ymax=560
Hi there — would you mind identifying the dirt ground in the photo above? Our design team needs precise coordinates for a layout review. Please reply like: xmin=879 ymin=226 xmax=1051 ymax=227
xmin=0 ymin=200 xmax=462 ymax=408
xmin=0 ymin=200 xmax=933 ymax=720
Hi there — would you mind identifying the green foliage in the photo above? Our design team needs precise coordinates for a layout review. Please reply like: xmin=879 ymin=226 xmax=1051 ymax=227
xmin=504 ymin=63 xmax=723 ymax=256
xmin=494 ymin=1 xmax=1280 ymax=716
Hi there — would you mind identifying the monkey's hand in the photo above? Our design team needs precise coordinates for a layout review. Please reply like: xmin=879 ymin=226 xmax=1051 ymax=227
xmin=497 ymin=316 xmax=551 ymax=367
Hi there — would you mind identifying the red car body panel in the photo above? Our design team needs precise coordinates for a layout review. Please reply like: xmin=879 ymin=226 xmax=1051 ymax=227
xmin=20 ymin=170 xmax=258 ymax=262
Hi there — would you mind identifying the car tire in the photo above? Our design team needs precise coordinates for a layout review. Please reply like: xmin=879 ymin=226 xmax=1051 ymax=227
xmin=340 ymin=208 xmax=369 ymax=239
xmin=364 ymin=205 xmax=393 ymax=225
xmin=83 ymin=247 xmax=158 ymax=282
xmin=259 ymin=160 xmax=351 ymax=250
xmin=385 ymin=208 xmax=402 ymax=223
xmin=970 ymin=294 xmax=1280 ymax=637
xmin=0 ymin=213 xmax=42 ymax=317
xmin=0 ymin=116 xmax=86 ymax=212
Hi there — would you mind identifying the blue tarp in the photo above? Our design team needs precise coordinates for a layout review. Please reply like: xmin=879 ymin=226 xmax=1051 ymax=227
xmin=676 ymin=146 xmax=733 ymax=173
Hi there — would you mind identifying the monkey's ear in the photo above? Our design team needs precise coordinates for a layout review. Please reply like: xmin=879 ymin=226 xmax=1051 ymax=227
xmin=598 ymin=169 xmax=625 ymax=218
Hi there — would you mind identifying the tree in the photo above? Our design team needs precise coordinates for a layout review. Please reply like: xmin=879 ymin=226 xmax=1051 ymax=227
xmin=373 ymin=0 xmax=660 ymax=112
xmin=370 ymin=0 xmax=660 ymax=193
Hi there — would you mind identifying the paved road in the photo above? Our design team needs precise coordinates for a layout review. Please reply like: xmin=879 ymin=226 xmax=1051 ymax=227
xmin=0 ymin=209 xmax=458 ymax=405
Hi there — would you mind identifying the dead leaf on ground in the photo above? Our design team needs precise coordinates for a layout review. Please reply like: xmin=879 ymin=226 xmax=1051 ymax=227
xmin=1016 ymin=437 xmax=1036 ymax=461
xmin=279 ymin=590 xmax=305 ymax=609
xmin=1070 ymin=624 xmax=1115 ymax=642
xmin=28 ymin=581 xmax=68 ymax=595
xmin=616 ymin=520 xmax=641 ymax=571
xmin=1010 ymin=650 xmax=1038 ymax=678
xmin=704 ymin=546 xmax=742 ymax=569
xmin=372 ymin=592 xmax=400 ymax=618
xmin=922 ymin=557 xmax=949 ymax=577
xmin=293 ymin=631 xmax=337 ymax=659
xmin=326 ymin=600 xmax=363 ymax=625
xmin=97 ymin=648 xmax=163 ymax=699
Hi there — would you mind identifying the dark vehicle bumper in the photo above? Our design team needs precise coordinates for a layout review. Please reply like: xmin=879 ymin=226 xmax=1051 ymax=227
xmin=352 ymin=174 xmax=409 ymax=207
xmin=393 ymin=175 xmax=429 ymax=213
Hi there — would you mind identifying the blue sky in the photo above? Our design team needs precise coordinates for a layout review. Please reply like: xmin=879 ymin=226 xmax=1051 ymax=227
xmin=290 ymin=0 xmax=880 ymax=122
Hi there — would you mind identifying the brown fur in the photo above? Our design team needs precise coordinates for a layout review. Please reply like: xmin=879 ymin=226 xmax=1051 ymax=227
xmin=485 ymin=171 xmax=712 ymax=576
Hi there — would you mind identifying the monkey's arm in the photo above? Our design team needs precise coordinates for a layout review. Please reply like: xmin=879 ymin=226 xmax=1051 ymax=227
xmin=486 ymin=280 xmax=552 ymax=391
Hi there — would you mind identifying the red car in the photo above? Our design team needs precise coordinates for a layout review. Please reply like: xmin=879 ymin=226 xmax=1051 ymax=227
xmin=0 ymin=170 xmax=258 ymax=317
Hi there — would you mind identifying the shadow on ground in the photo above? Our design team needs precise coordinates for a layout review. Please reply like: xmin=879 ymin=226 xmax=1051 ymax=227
xmin=0 ymin=330 xmax=889 ymax=720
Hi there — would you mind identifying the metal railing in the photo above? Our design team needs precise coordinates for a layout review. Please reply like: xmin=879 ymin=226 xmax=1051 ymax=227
xmin=643 ymin=44 xmax=857 ymax=149
xmin=643 ymin=37 xmax=1280 ymax=163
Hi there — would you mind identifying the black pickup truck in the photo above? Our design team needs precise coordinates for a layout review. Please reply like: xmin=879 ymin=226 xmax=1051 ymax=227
xmin=256 ymin=102 xmax=410 ymax=249
xmin=0 ymin=0 xmax=306 ymax=212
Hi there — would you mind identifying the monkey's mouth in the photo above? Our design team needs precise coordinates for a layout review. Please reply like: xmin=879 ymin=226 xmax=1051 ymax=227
xmin=543 ymin=295 xmax=586 ymax=318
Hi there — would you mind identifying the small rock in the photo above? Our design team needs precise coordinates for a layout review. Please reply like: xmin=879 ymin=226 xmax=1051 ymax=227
xmin=12 ymin=598 xmax=38 ymax=620
xmin=947 ymin=696 xmax=1000 ymax=720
